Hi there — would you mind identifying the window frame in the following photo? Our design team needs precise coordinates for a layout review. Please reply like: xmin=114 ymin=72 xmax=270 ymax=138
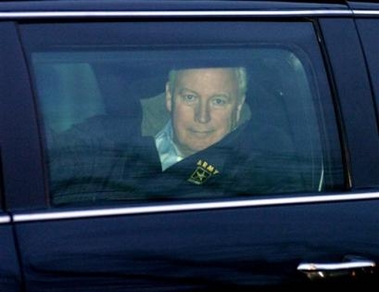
xmin=3 ymin=15 xmax=377 ymax=211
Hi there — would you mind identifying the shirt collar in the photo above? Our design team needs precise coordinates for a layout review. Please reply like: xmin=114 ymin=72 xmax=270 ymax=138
xmin=154 ymin=120 xmax=184 ymax=171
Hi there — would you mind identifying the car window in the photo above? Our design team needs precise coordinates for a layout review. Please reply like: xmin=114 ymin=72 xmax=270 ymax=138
xmin=20 ymin=21 xmax=344 ymax=206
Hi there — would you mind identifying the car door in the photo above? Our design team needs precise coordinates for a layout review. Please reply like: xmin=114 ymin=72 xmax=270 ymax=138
xmin=4 ymin=3 xmax=379 ymax=291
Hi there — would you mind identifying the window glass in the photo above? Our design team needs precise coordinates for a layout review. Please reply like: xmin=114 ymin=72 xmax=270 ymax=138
xmin=20 ymin=22 xmax=344 ymax=206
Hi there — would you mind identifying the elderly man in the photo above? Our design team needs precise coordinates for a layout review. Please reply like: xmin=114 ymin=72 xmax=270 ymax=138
xmin=148 ymin=66 xmax=304 ymax=195
xmin=155 ymin=67 xmax=247 ymax=171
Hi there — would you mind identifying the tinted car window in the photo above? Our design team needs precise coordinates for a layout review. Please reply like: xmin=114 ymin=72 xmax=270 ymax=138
xmin=20 ymin=21 xmax=344 ymax=206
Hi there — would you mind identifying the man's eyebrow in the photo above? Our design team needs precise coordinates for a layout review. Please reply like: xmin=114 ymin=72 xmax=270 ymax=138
xmin=177 ymin=88 xmax=233 ymax=99
xmin=211 ymin=93 xmax=232 ymax=100
xmin=177 ymin=87 xmax=198 ymax=95
xmin=212 ymin=93 xmax=230 ymax=97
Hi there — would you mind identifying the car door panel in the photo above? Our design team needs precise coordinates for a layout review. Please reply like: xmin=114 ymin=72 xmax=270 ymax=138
xmin=13 ymin=197 xmax=379 ymax=290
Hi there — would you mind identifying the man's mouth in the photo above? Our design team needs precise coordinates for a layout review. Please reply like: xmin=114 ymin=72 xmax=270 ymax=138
xmin=189 ymin=129 xmax=213 ymax=136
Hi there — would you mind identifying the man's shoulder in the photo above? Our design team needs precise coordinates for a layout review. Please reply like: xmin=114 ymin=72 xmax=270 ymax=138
xmin=141 ymin=93 xmax=169 ymax=137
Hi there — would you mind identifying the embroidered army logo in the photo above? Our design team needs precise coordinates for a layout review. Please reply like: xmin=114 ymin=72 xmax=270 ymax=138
xmin=188 ymin=160 xmax=219 ymax=185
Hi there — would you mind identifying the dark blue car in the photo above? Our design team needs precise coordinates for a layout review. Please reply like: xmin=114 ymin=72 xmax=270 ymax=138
xmin=0 ymin=0 xmax=379 ymax=290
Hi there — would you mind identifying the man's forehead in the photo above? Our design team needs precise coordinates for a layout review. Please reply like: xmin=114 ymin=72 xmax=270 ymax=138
xmin=174 ymin=69 xmax=240 ymax=98
xmin=176 ymin=67 xmax=238 ymax=80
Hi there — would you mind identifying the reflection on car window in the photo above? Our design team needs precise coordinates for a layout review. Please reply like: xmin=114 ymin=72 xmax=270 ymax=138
xmin=23 ymin=23 xmax=344 ymax=206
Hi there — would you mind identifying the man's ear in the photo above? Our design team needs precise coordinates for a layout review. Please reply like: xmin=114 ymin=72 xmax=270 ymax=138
xmin=236 ymin=95 xmax=246 ymax=122
xmin=165 ymin=82 xmax=173 ymax=112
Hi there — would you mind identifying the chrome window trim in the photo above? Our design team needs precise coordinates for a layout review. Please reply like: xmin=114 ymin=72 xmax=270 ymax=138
xmin=0 ymin=10 xmax=353 ymax=19
xmin=353 ymin=10 xmax=379 ymax=16
xmin=0 ymin=215 xmax=11 ymax=224
xmin=0 ymin=9 xmax=376 ymax=20
xmin=13 ymin=191 xmax=379 ymax=223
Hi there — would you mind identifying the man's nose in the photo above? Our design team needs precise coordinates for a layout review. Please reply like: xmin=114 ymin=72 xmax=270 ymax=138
xmin=195 ymin=101 xmax=211 ymax=124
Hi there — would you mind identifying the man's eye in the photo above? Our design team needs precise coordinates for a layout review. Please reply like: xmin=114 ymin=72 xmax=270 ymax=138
xmin=212 ymin=97 xmax=227 ymax=106
xmin=182 ymin=94 xmax=197 ymax=102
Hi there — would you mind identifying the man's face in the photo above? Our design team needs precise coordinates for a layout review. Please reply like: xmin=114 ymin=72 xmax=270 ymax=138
xmin=166 ymin=68 xmax=245 ymax=157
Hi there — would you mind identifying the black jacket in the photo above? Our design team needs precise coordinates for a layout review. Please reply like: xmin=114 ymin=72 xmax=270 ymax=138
xmin=49 ymin=115 xmax=307 ymax=205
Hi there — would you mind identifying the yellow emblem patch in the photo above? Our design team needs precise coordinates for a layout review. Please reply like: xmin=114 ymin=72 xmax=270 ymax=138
xmin=188 ymin=160 xmax=219 ymax=185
